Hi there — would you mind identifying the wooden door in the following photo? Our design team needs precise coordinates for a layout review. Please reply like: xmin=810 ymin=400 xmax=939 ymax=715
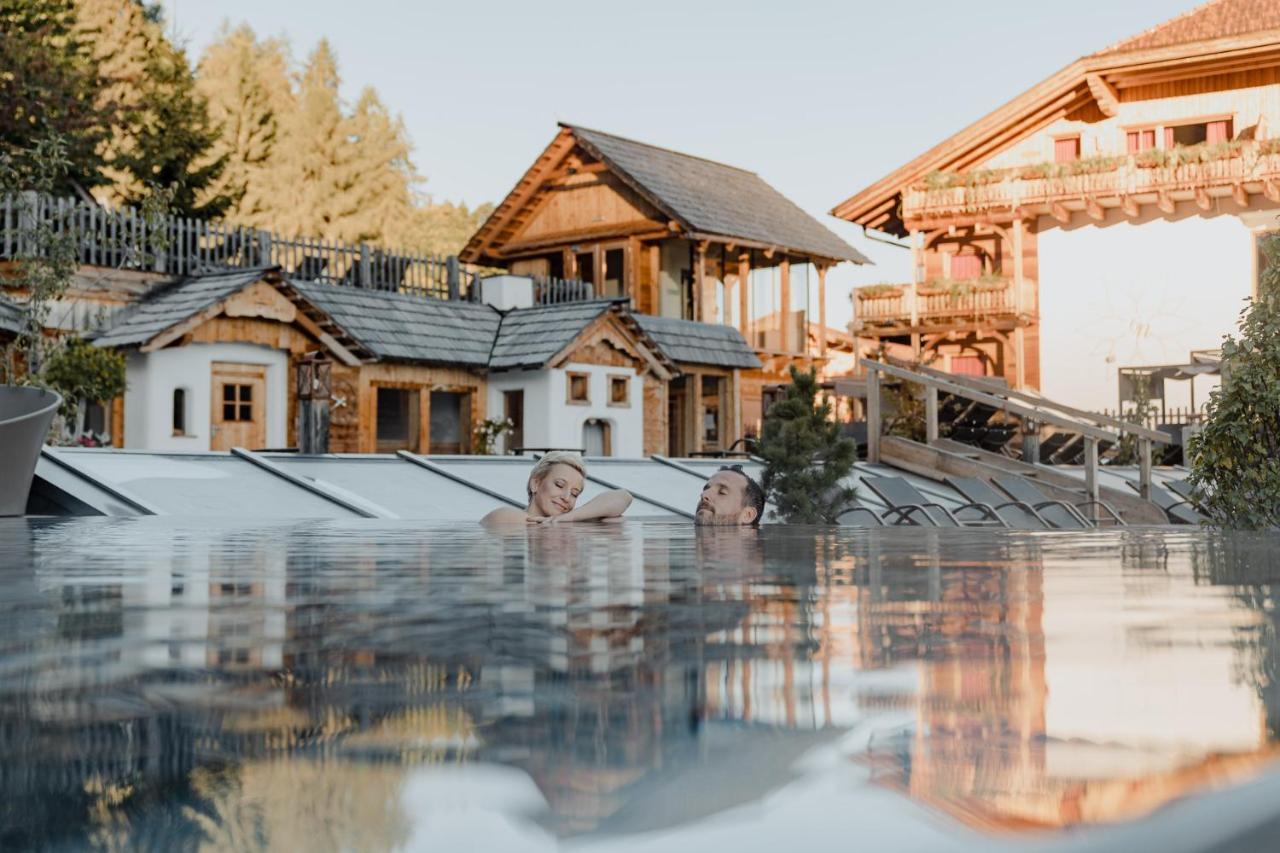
xmin=211 ymin=362 xmax=266 ymax=451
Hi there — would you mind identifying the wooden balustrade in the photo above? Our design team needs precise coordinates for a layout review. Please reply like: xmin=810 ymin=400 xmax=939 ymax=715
xmin=854 ymin=279 xmax=1019 ymax=328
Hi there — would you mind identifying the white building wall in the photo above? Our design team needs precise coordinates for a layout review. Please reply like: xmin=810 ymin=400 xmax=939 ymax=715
xmin=123 ymin=343 xmax=288 ymax=451
xmin=487 ymin=363 xmax=644 ymax=457
xmin=1038 ymin=211 xmax=1256 ymax=412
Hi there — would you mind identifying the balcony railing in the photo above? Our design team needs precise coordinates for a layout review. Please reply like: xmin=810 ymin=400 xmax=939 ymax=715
xmin=854 ymin=279 xmax=1024 ymax=330
xmin=0 ymin=192 xmax=484 ymax=301
xmin=903 ymin=140 xmax=1280 ymax=222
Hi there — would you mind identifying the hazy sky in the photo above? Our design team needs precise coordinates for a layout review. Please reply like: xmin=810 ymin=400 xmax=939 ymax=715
xmin=159 ymin=0 xmax=1202 ymax=323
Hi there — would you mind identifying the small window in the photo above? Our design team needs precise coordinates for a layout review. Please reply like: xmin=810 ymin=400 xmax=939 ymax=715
xmin=1054 ymin=136 xmax=1080 ymax=164
xmin=608 ymin=374 xmax=630 ymax=407
xmin=702 ymin=375 xmax=723 ymax=448
xmin=1126 ymin=129 xmax=1157 ymax=153
xmin=221 ymin=383 xmax=253 ymax=422
xmin=566 ymin=372 xmax=590 ymax=404
xmin=172 ymin=388 xmax=186 ymax=436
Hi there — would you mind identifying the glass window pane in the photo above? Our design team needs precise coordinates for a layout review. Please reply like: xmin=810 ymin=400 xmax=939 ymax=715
xmin=241 ymin=385 xmax=252 ymax=403
xmin=223 ymin=404 xmax=236 ymax=421
xmin=223 ymin=385 xmax=235 ymax=402
xmin=270 ymin=456 xmax=508 ymax=519
xmin=377 ymin=388 xmax=412 ymax=442
xmin=56 ymin=451 xmax=360 ymax=517
xmin=239 ymin=404 xmax=252 ymax=421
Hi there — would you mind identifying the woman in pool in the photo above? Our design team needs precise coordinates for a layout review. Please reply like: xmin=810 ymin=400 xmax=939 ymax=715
xmin=480 ymin=451 xmax=632 ymax=526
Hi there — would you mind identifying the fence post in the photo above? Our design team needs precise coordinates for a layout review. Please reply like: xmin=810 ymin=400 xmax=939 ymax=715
xmin=359 ymin=243 xmax=372 ymax=289
xmin=257 ymin=230 xmax=272 ymax=268
xmin=1083 ymin=436 xmax=1099 ymax=518
xmin=1139 ymin=437 xmax=1152 ymax=500
xmin=867 ymin=365 xmax=881 ymax=463
xmin=1021 ymin=419 xmax=1040 ymax=463
xmin=18 ymin=191 xmax=38 ymax=255
xmin=925 ymin=384 xmax=938 ymax=444
xmin=446 ymin=256 xmax=460 ymax=300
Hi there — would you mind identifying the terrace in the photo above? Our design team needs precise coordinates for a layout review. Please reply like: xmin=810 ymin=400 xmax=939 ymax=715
xmin=852 ymin=276 xmax=1035 ymax=336
xmin=902 ymin=139 xmax=1280 ymax=228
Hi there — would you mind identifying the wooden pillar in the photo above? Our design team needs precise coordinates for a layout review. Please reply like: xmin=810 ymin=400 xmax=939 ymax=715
xmin=866 ymin=366 xmax=881 ymax=463
xmin=690 ymin=370 xmax=703 ymax=454
xmin=925 ymin=385 xmax=938 ymax=444
xmin=693 ymin=243 xmax=707 ymax=322
xmin=817 ymin=264 xmax=828 ymax=361
xmin=738 ymin=253 xmax=750 ymax=337
xmin=780 ymin=256 xmax=791 ymax=353
xmin=1012 ymin=218 xmax=1027 ymax=389
xmin=907 ymin=283 xmax=920 ymax=357
xmin=730 ymin=369 xmax=742 ymax=448
xmin=418 ymin=387 xmax=431 ymax=454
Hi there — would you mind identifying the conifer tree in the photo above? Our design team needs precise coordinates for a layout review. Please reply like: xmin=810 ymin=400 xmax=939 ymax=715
xmin=343 ymin=87 xmax=418 ymax=244
xmin=758 ymin=366 xmax=857 ymax=523
xmin=0 ymin=0 xmax=105 ymax=193
xmin=73 ymin=0 xmax=225 ymax=214
xmin=194 ymin=25 xmax=293 ymax=226
xmin=401 ymin=201 xmax=495 ymax=256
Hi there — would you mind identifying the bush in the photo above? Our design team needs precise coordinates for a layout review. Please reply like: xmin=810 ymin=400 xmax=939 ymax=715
xmin=1186 ymin=234 xmax=1280 ymax=529
xmin=758 ymin=366 xmax=856 ymax=523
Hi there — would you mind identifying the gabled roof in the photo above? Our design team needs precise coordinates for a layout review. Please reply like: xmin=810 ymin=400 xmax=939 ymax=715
xmin=632 ymin=314 xmax=762 ymax=370
xmin=1095 ymin=0 xmax=1280 ymax=55
xmin=566 ymin=125 xmax=869 ymax=264
xmin=0 ymin=293 xmax=22 ymax=336
xmin=488 ymin=299 xmax=616 ymax=370
xmin=463 ymin=124 xmax=869 ymax=265
xmin=831 ymin=0 xmax=1280 ymax=235
xmin=92 ymin=268 xmax=276 ymax=349
xmin=291 ymin=281 xmax=500 ymax=368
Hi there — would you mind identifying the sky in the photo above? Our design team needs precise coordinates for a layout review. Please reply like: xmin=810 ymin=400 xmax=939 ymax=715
xmin=159 ymin=0 xmax=1204 ymax=329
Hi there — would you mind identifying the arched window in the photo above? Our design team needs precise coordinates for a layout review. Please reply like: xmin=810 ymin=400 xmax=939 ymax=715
xmin=172 ymin=388 xmax=187 ymax=436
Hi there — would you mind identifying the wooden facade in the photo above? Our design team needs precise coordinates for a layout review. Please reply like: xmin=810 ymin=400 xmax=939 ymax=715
xmin=464 ymin=124 xmax=867 ymax=447
xmin=833 ymin=1 xmax=1280 ymax=391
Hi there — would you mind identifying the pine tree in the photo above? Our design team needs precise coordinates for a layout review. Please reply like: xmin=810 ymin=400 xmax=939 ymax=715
xmin=0 ymin=0 xmax=105 ymax=193
xmin=401 ymin=200 xmax=495 ymax=256
xmin=342 ymin=87 xmax=418 ymax=244
xmin=194 ymin=25 xmax=293 ymax=226
xmin=758 ymin=366 xmax=857 ymax=523
xmin=73 ymin=0 xmax=225 ymax=214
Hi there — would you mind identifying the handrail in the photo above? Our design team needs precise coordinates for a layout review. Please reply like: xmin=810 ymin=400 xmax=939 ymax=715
xmin=900 ymin=359 xmax=1171 ymax=443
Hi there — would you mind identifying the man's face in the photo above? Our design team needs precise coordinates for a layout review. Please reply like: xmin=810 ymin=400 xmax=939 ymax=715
xmin=694 ymin=470 xmax=756 ymax=526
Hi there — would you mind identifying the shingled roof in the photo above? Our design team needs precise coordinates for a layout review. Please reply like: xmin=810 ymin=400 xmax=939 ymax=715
xmin=93 ymin=268 xmax=273 ymax=348
xmin=1094 ymin=0 xmax=1280 ymax=55
xmin=291 ymin=281 xmax=499 ymax=368
xmin=489 ymin=300 xmax=616 ymax=370
xmin=0 ymin=293 xmax=22 ymax=336
xmin=632 ymin=314 xmax=762 ymax=370
xmin=566 ymin=125 xmax=868 ymax=264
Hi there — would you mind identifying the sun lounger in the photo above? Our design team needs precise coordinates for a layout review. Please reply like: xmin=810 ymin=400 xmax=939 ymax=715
xmin=992 ymin=476 xmax=1123 ymax=528
xmin=1036 ymin=432 xmax=1075 ymax=464
xmin=862 ymin=476 xmax=1005 ymax=528
xmin=837 ymin=506 xmax=884 ymax=527
xmin=1126 ymin=480 xmax=1204 ymax=525
xmin=944 ymin=476 xmax=1050 ymax=529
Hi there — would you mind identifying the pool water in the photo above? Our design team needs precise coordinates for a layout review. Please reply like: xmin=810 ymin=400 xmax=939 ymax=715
xmin=2 ymin=518 xmax=1280 ymax=851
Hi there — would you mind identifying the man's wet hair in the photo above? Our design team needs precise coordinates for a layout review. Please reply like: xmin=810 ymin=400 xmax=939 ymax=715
xmin=719 ymin=465 xmax=765 ymax=526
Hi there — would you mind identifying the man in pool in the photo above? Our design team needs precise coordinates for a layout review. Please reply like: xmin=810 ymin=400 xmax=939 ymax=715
xmin=694 ymin=465 xmax=765 ymax=526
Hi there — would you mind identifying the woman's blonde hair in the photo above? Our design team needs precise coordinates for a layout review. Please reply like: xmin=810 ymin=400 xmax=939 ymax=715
xmin=527 ymin=451 xmax=587 ymax=498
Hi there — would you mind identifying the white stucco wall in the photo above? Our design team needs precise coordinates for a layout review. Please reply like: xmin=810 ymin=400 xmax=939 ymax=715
xmin=123 ymin=343 xmax=288 ymax=451
xmin=487 ymin=363 xmax=644 ymax=457
xmin=1038 ymin=209 xmax=1260 ymax=411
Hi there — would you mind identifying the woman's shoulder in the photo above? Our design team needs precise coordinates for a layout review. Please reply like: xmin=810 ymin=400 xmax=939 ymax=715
xmin=480 ymin=507 xmax=528 ymax=527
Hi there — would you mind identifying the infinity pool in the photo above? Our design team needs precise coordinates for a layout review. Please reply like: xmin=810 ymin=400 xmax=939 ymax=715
xmin=3 ymin=518 xmax=1280 ymax=851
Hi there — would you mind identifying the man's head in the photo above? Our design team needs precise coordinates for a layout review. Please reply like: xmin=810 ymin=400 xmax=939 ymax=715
xmin=694 ymin=465 xmax=765 ymax=526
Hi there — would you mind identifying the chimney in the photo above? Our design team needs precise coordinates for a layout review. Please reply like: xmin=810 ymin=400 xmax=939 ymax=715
xmin=480 ymin=275 xmax=535 ymax=311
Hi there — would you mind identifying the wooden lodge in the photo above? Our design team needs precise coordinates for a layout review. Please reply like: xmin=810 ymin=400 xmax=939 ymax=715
xmin=462 ymin=123 xmax=869 ymax=449
xmin=832 ymin=0 xmax=1280 ymax=405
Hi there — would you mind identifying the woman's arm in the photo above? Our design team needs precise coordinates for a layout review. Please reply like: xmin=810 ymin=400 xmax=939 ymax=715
xmin=544 ymin=489 xmax=632 ymax=523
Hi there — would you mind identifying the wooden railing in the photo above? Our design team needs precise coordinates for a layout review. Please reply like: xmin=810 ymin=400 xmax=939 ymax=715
xmin=533 ymin=276 xmax=594 ymax=305
xmin=854 ymin=279 xmax=1021 ymax=328
xmin=0 ymin=192 xmax=484 ymax=301
xmin=903 ymin=142 xmax=1280 ymax=220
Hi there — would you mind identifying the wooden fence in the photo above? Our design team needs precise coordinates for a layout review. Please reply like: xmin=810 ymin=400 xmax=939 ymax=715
xmin=533 ymin=276 xmax=595 ymax=305
xmin=0 ymin=192 xmax=485 ymax=301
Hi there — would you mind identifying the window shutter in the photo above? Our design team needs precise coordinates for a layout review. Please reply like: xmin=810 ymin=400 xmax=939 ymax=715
xmin=1164 ymin=127 xmax=1176 ymax=148
xmin=950 ymin=254 xmax=983 ymax=279
xmin=1054 ymin=137 xmax=1080 ymax=163
xmin=1142 ymin=130 xmax=1156 ymax=150
xmin=1207 ymin=120 xmax=1231 ymax=144
xmin=1126 ymin=131 xmax=1139 ymax=153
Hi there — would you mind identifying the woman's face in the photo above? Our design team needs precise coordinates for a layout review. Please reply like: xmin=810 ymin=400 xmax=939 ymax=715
xmin=529 ymin=463 xmax=584 ymax=516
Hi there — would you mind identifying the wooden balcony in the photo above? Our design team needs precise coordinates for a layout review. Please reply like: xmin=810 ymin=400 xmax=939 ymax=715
xmin=902 ymin=140 xmax=1280 ymax=227
xmin=853 ymin=278 xmax=1031 ymax=335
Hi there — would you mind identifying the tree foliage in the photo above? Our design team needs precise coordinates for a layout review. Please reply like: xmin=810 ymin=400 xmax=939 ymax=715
xmin=1186 ymin=232 xmax=1280 ymax=529
xmin=758 ymin=366 xmax=857 ymax=523
xmin=43 ymin=336 xmax=127 ymax=432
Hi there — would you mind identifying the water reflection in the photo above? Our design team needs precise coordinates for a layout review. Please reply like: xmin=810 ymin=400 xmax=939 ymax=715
xmin=1 ymin=519 xmax=1279 ymax=849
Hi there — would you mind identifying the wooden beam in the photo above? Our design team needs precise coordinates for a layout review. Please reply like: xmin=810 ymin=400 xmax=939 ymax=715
xmin=738 ymin=253 xmax=750 ymax=338
xmin=779 ymin=257 xmax=791 ymax=353
xmin=1085 ymin=73 xmax=1119 ymax=117
xmin=817 ymin=264 xmax=828 ymax=362
xmin=1121 ymin=195 xmax=1140 ymax=218
xmin=1233 ymin=183 xmax=1249 ymax=207
xmin=866 ymin=367 xmax=881 ymax=463
xmin=1266 ymin=180 xmax=1280 ymax=203
xmin=693 ymin=242 xmax=707 ymax=323
xmin=1085 ymin=198 xmax=1105 ymax=221
xmin=1051 ymin=202 xmax=1070 ymax=224
xmin=1157 ymin=191 xmax=1175 ymax=214
xmin=1195 ymin=187 xmax=1212 ymax=211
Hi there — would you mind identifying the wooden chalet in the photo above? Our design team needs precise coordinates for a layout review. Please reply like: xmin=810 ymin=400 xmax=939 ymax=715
xmin=462 ymin=123 xmax=870 ymax=442
xmin=832 ymin=0 xmax=1280 ymax=395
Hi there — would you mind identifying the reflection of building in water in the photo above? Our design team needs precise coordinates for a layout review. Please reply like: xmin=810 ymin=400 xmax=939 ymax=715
xmin=858 ymin=534 xmax=1280 ymax=832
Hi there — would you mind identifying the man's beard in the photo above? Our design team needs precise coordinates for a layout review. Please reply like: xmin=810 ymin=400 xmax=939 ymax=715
xmin=694 ymin=506 xmax=737 ymax=526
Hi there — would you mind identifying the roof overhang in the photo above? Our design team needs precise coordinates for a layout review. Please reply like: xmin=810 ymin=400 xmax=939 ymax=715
xmin=832 ymin=29 xmax=1280 ymax=236
xmin=544 ymin=303 xmax=675 ymax=381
